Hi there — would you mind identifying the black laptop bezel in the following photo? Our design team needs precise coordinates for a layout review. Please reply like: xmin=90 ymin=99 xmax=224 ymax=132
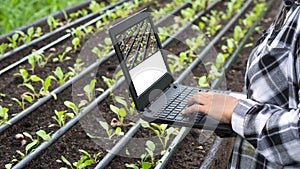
xmin=109 ymin=9 xmax=174 ymax=111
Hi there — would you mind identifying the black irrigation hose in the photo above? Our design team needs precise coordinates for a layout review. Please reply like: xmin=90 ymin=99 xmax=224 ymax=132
xmin=200 ymin=1 xmax=275 ymax=168
xmin=0 ymin=0 xmax=132 ymax=76
xmin=0 ymin=0 xmax=128 ymax=62
xmin=0 ymin=0 xmax=189 ymax=134
xmin=156 ymin=0 xmax=254 ymax=168
xmin=8 ymin=3 xmax=194 ymax=168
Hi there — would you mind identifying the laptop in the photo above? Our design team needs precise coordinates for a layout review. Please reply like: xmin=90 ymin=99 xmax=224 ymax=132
xmin=109 ymin=9 xmax=244 ymax=137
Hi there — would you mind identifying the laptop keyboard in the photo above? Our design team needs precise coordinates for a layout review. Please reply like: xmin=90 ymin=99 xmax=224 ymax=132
xmin=154 ymin=86 xmax=206 ymax=123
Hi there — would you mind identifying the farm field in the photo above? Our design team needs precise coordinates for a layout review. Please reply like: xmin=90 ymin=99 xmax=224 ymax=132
xmin=0 ymin=0 xmax=281 ymax=168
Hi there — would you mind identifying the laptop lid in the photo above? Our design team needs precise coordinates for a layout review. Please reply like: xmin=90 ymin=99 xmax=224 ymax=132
xmin=109 ymin=9 xmax=174 ymax=111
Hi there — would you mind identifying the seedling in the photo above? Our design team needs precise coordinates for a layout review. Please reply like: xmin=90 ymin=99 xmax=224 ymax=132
xmin=180 ymin=7 xmax=195 ymax=21
xmin=197 ymin=76 xmax=210 ymax=88
xmin=23 ymin=27 xmax=43 ymax=44
xmin=13 ymin=69 xmax=30 ymax=85
xmin=53 ymin=66 xmax=71 ymax=86
xmin=52 ymin=46 xmax=72 ymax=62
xmin=114 ymin=96 xmax=135 ymax=116
xmin=69 ymin=9 xmax=88 ymax=20
xmin=88 ymin=0 xmax=105 ymax=13
xmin=64 ymin=101 xmax=79 ymax=115
xmin=0 ymin=106 xmax=9 ymax=125
xmin=60 ymin=149 xmax=102 ymax=169
xmin=109 ymin=104 xmax=126 ymax=123
xmin=12 ymin=93 xmax=34 ymax=110
xmin=7 ymin=32 xmax=20 ymax=49
xmin=125 ymin=140 xmax=157 ymax=169
xmin=98 ymin=121 xmax=124 ymax=139
xmin=83 ymin=79 xmax=97 ymax=102
xmin=0 ymin=43 xmax=8 ymax=55
xmin=141 ymin=121 xmax=177 ymax=151
xmin=49 ymin=110 xmax=74 ymax=128
xmin=72 ymin=37 xmax=80 ymax=51
xmin=28 ymin=50 xmax=49 ymax=72
xmin=47 ymin=16 xmax=60 ymax=32
xmin=23 ymin=130 xmax=51 ymax=155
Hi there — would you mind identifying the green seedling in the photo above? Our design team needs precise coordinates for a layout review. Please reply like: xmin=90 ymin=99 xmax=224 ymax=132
xmin=84 ymin=79 xmax=96 ymax=102
xmin=0 ymin=106 xmax=9 ymax=125
xmin=141 ymin=121 xmax=177 ymax=151
xmin=49 ymin=110 xmax=74 ymax=128
xmin=102 ymin=76 xmax=115 ymax=94
xmin=60 ymin=149 xmax=102 ymax=169
xmin=13 ymin=68 xmax=30 ymax=84
xmin=4 ymin=159 xmax=18 ymax=169
xmin=52 ymin=46 xmax=72 ymax=62
xmin=68 ymin=58 xmax=84 ymax=76
xmin=114 ymin=96 xmax=135 ymax=116
xmin=23 ymin=27 xmax=43 ymax=44
xmin=125 ymin=140 xmax=156 ymax=169
xmin=23 ymin=130 xmax=51 ymax=155
xmin=47 ymin=16 xmax=60 ymax=32
xmin=221 ymin=38 xmax=237 ymax=54
xmin=28 ymin=50 xmax=49 ymax=72
xmin=109 ymin=105 xmax=126 ymax=123
xmin=12 ymin=93 xmax=34 ymax=110
xmin=98 ymin=121 xmax=124 ymax=139
xmin=53 ymin=66 xmax=71 ymax=86
xmin=0 ymin=43 xmax=9 ymax=55
xmin=69 ymin=9 xmax=88 ymax=20
xmin=88 ymin=0 xmax=105 ymax=13
xmin=197 ymin=76 xmax=210 ymax=88
xmin=7 ymin=32 xmax=20 ymax=49
xmin=72 ymin=37 xmax=80 ymax=51
xmin=180 ymin=7 xmax=195 ymax=21
xmin=64 ymin=101 xmax=79 ymax=115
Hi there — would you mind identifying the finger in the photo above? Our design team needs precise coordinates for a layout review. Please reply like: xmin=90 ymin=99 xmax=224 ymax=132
xmin=187 ymin=92 xmax=211 ymax=106
xmin=181 ymin=104 xmax=207 ymax=115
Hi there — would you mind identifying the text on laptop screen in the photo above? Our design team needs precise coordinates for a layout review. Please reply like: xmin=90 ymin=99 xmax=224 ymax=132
xmin=116 ymin=18 xmax=168 ymax=96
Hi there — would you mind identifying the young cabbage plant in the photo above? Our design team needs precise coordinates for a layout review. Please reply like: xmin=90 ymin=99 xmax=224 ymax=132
xmin=0 ymin=43 xmax=9 ymax=55
xmin=141 ymin=121 xmax=178 ymax=152
xmin=49 ymin=110 xmax=74 ymax=128
xmin=7 ymin=32 xmax=20 ymax=49
xmin=72 ymin=37 xmax=80 ymax=52
xmin=13 ymin=69 xmax=30 ymax=85
xmin=125 ymin=140 xmax=157 ymax=169
xmin=98 ymin=121 xmax=124 ymax=139
xmin=52 ymin=46 xmax=72 ymax=62
xmin=64 ymin=101 xmax=79 ymax=115
xmin=22 ymin=130 xmax=51 ymax=155
xmin=109 ymin=105 xmax=126 ymax=123
xmin=0 ymin=106 xmax=9 ymax=125
xmin=12 ymin=93 xmax=34 ymax=110
xmin=53 ymin=66 xmax=71 ymax=86
xmin=83 ymin=79 xmax=97 ymax=102
xmin=47 ymin=16 xmax=60 ymax=32
xmin=60 ymin=149 xmax=102 ymax=169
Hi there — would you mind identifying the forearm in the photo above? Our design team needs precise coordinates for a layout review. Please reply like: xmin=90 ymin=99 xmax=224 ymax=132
xmin=232 ymin=99 xmax=300 ymax=165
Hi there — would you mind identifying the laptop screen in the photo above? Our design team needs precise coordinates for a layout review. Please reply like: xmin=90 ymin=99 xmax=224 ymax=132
xmin=115 ymin=17 xmax=168 ymax=96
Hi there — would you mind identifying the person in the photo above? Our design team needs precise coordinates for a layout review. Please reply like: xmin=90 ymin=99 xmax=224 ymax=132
xmin=182 ymin=0 xmax=300 ymax=168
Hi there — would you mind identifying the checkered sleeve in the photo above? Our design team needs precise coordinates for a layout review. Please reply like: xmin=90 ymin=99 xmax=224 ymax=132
xmin=232 ymin=100 xmax=300 ymax=166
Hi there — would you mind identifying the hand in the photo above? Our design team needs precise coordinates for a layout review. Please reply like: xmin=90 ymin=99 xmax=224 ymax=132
xmin=181 ymin=92 xmax=241 ymax=124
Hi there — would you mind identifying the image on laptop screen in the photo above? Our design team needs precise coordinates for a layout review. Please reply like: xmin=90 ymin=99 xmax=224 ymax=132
xmin=116 ymin=17 xmax=168 ymax=96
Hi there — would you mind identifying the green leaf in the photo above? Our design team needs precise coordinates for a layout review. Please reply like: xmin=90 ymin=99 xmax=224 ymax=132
xmin=118 ymin=108 xmax=126 ymax=117
xmin=141 ymin=162 xmax=152 ymax=169
xmin=146 ymin=140 xmax=155 ymax=152
xmin=61 ymin=156 xmax=73 ymax=168
xmin=99 ymin=121 xmax=109 ymax=130
xmin=141 ymin=120 xmax=150 ymax=128
xmin=125 ymin=163 xmax=139 ymax=169
xmin=30 ymin=75 xmax=42 ymax=82
xmin=23 ymin=132 xmax=33 ymax=140
xmin=109 ymin=105 xmax=119 ymax=114
xmin=25 ymin=139 xmax=38 ymax=154
xmin=36 ymin=130 xmax=51 ymax=141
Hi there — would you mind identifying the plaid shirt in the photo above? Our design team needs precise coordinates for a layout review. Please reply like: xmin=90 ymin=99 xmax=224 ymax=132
xmin=228 ymin=1 xmax=300 ymax=169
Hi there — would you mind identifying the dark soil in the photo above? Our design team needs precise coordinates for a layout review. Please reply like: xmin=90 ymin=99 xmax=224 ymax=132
xmin=0 ymin=0 xmax=282 ymax=169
